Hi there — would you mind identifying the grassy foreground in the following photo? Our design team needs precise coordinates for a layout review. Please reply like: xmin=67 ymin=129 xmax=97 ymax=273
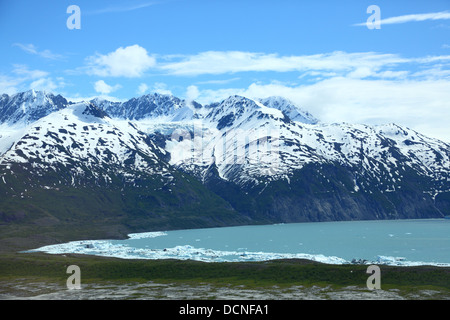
xmin=1 ymin=251 xmax=450 ymax=299
xmin=0 ymin=223 xmax=449 ymax=299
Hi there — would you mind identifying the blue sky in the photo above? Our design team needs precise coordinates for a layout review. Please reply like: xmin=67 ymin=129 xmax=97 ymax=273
xmin=1 ymin=0 xmax=449 ymax=141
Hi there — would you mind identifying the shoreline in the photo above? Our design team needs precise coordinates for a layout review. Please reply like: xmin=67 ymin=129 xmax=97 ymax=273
xmin=27 ymin=241 xmax=450 ymax=268
xmin=1 ymin=219 xmax=449 ymax=300
xmin=25 ymin=219 xmax=450 ymax=268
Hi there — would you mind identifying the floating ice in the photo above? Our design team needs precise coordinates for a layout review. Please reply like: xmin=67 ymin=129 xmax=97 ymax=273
xmin=26 ymin=239 xmax=450 ymax=267
xmin=127 ymin=231 xmax=168 ymax=239
xmin=25 ymin=222 xmax=450 ymax=267
xmin=28 ymin=241 xmax=349 ymax=264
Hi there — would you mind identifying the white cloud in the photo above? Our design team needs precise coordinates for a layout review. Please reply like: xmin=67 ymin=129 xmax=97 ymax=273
xmin=137 ymin=83 xmax=149 ymax=95
xmin=376 ymin=70 xmax=409 ymax=79
xmin=347 ymin=66 xmax=376 ymax=79
xmin=194 ymin=78 xmax=450 ymax=142
xmin=94 ymin=80 xmax=121 ymax=94
xmin=152 ymin=82 xmax=172 ymax=95
xmin=29 ymin=78 xmax=57 ymax=92
xmin=72 ymin=47 xmax=450 ymax=141
xmin=185 ymin=85 xmax=199 ymax=102
xmin=354 ymin=11 xmax=450 ymax=27
xmin=13 ymin=43 xmax=63 ymax=60
xmin=414 ymin=55 xmax=450 ymax=64
xmin=12 ymin=64 xmax=49 ymax=79
xmin=80 ymin=48 xmax=448 ymax=82
xmin=378 ymin=11 xmax=450 ymax=25
xmin=0 ymin=65 xmax=65 ymax=95
xmin=158 ymin=51 xmax=408 ymax=77
xmin=156 ymin=51 xmax=450 ymax=80
xmin=86 ymin=45 xmax=156 ymax=77
xmin=29 ymin=78 xmax=67 ymax=92
xmin=196 ymin=77 xmax=241 ymax=85
xmin=412 ymin=68 xmax=450 ymax=80
xmin=87 ymin=2 xmax=158 ymax=15
xmin=0 ymin=74 xmax=20 ymax=95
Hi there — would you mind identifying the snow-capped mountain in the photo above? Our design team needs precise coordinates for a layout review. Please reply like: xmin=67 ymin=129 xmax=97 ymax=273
xmin=258 ymin=96 xmax=318 ymax=124
xmin=136 ymin=94 xmax=449 ymax=190
xmin=91 ymin=93 xmax=199 ymax=122
xmin=0 ymin=90 xmax=69 ymax=126
xmin=0 ymin=102 xmax=171 ymax=185
xmin=0 ymin=93 xmax=242 ymax=231
xmin=1 ymin=90 xmax=449 ymax=232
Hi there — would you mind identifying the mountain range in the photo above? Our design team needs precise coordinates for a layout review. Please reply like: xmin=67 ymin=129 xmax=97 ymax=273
xmin=1 ymin=89 xmax=449 ymax=238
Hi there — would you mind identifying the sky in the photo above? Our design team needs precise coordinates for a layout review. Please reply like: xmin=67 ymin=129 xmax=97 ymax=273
xmin=0 ymin=0 xmax=449 ymax=141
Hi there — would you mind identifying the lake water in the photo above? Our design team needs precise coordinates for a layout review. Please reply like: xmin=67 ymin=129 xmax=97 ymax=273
xmin=30 ymin=219 xmax=450 ymax=266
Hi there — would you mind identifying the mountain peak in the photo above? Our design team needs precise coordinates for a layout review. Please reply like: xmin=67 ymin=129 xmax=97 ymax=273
xmin=259 ymin=96 xmax=318 ymax=124
xmin=0 ymin=90 xmax=68 ymax=126
xmin=82 ymin=102 xmax=110 ymax=119
xmin=1 ymin=90 xmax=449 ymax=228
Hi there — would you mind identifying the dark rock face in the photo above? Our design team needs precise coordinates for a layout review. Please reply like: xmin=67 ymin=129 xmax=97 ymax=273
xmin=0 ymin=90 xmax=69 ymax=125
xmin=203 ymin=162 xmax=447 ymax=224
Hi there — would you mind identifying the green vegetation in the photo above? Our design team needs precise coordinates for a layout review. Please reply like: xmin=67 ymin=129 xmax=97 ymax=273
xmin=0 ymin=161 xmax=251 ymax=240
xmin=1 ymin=251 xmax=449 ymax=299
xmin=0 ymin=159 xmax=449 ymax=299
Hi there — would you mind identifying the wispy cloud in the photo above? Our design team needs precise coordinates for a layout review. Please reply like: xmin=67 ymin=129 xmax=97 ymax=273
xmin=137 ymin=83 xmax=149 ymax=95
xmin=152 ymin=82 xmax=172 ymax=95
xmin=0 ymin=74 xmax=22 ymax=95
xmin=170 ymin=50 xmax=449 ymax=142
xmin=136 ymin=82 xmax=173 ymax=95
xmin=80 ymin=47 xmax=450 ymax=83
xmin=29 ymin=78 xmax=64 ymax=92
xmin=13 ymin=43 xmax=64 ymax=60
xmin=196 ymin=77 xmax=241 ymax=85
xmin=12 ymin=64 xmax=49 ymax=79
xmin=158 ymin=51 xmax=408 ymax=76
xmin=86 ymin=1 xmax=159 ymax=15
xmin=156 ymin=50 xmax=450 ymax=81
xmin=354 ymin=11 xmax=450 ymax=27
xmin=0 ymin=65 xmax=66 ymax=95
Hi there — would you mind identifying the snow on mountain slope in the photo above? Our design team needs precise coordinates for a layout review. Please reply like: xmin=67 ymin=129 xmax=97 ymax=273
xmin=258 ymin=96 xmax=318 ymax=124
xmin=1 ymin=90 xmax=449 ymax=223
xmin=155 ymin=95 xmax=289 ymax=185
xmin=91 ymin=93 xmax=195 ymax=122
xmin=0 ymin=90 xmax=69 ymax=126
xmin=0 ymin=102 xmax=173 ymax=186
xmin=1 ymin=91 xmax=449 ymax=196
xmin=376 ymin=123 xmax=450 ymax=173
xmin=155 ymin=95 xmax=450 ymax=192
xmin=0 ymin=123 xmax=30 ymax=156
xmin=202 ymin=95 xmax=287 ymax=129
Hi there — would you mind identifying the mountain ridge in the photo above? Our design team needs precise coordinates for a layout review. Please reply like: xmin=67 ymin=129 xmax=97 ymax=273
xmin=0 ymin=90 xmax=449 ymax=239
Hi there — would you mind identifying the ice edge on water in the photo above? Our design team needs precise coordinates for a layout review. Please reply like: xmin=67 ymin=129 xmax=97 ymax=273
xmin=25 ymin=237 xmax=450 ymax=267
xmin=127 ymin=231 xmax=168 ymax=240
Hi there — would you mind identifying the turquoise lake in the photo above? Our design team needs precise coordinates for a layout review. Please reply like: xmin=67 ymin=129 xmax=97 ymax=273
xmin=32 ymin=219 xmax=450 ymax=266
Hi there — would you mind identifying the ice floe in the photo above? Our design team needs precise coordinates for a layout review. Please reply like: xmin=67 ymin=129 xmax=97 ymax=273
xmin=127 ymin=231 xmax=168 ymax=239
xmin=24 ymin=237 xmax=450 ymax=267
xmin=27 ymin=239 xmax=350 ymax=264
